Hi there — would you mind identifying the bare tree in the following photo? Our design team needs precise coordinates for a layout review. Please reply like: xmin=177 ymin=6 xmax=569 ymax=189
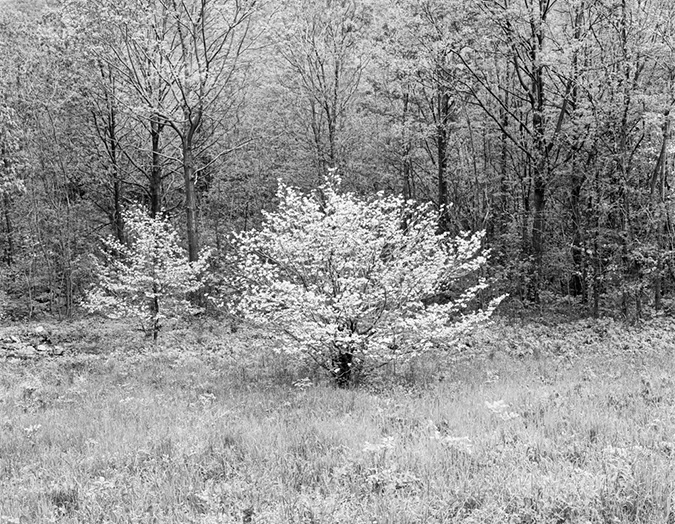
xmin=276 ymin=0 xmax=367 ymax=180
xmin=160 ymin=0 xmax=259 ymax=261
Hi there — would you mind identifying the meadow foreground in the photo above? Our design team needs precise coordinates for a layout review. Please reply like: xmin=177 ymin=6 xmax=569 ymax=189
xmin=1 ymin=317 xmax=675 ymax=523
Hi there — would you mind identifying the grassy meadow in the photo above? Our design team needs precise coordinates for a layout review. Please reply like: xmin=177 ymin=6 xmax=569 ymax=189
xmin=2 ymin=316 xmax=675 ymax=523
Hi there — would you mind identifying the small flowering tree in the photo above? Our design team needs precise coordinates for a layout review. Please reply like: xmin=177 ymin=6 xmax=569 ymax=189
xmin=231 ymin=177 xmax=504 ymax=385
xmin=86 ymin=208 xmax=209 ymax=340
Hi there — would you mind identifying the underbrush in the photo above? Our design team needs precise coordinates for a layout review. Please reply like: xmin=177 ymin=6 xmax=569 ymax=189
xmin=1 ymin=317 xmax=675 ymax=523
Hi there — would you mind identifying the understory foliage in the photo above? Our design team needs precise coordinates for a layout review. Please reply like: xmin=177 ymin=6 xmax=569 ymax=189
xmin=86 ymin=208 xmax=209 ymax=339
xmin=231 ymin=177 xmax=504 ymax=384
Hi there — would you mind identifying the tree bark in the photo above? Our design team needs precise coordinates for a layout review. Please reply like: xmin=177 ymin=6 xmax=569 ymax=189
xmin=95 ymin=61 xmax=125 ymax=243
xmin=149 ymin=115 xmax=164 ymax=218
xmin=333 ymin=350 xmax=353 ymax=388
xmin=568 ymin=3 xmax=585 ymax=299
xmin=401 ymin=92 xmax=413 ymax=199
xmin=437 ymin=91 xmax=451 ymax=232
xmin=526 ymin=1 xmax=548 ymax=302
xmin=2 ymin=194 xmax=13 ymax=266
xmin=530 ymin=175 xmax=546 ymax=300
xmin=106 ymin=100 xmax=125 ymax=244
xmin=183 ymin=136 xmax=199 ymax=263
xmin=570 ymin=171 xmax=585 ymax=298
xmin=651 ymin=109 xmax=671 ymax=311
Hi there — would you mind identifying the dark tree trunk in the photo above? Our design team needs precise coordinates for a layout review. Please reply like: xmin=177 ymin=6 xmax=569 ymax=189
xmin=333 ymin=350 xmax=353 ymax=388
xmin=592 ymin=168 xmax=601 ymax=317
xmin=401 ymin=92 xmax=413 ymax=200
xmin=149 ymin=115 xmax=165 ymax=219
xmin=183 ymin=142 xmax=199 ymax=262
xmin=182 ymin=108 xmax=201 ymax=263
xmin=496 ymin=100 xmax=510 ymax=238
xmin=151 ymin=293 xmax=160 ymax=341
xmin=651 ymin=109 xmax=671 ymax=311
xmin=96 ymin=61 xmax=125 ymax=243
xmin=568 ymin=4 xmax=585 ymax=299
xmin=113 ymin=176 xmax=124 ymax=244
xmin=3 ymin=193 xmax=12 ymax=266
xmin=527 ymin=2 xmax=548 ymax=302
xmin=530 ymin=175 xmax=546 ymax=301
xmin=570 ymin=172 xmax=585 ymax=298
xmin=437 ymin=91 xmax=451 ymax=232
xmin=107 ymin=104 xmax=125 ymax=244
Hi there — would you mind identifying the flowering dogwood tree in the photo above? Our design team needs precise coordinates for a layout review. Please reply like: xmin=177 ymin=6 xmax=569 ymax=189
xmin=231 ymin=177 xmax=504 ymax=385
xmin=86 ymin=208 xmax=209 ymax=340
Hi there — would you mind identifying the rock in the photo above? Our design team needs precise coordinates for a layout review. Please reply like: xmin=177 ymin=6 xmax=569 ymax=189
xmin=0 ymin=335 xmax=65 ymax=359
xmin=14 ymin=346 xmax=37 ymax=359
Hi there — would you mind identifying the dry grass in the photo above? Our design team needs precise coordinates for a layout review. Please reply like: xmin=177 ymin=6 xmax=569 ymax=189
xmin=1 ymin=317 xmax=675 ymax=523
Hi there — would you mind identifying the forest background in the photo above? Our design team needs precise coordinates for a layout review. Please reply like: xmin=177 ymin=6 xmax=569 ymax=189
xmin=0 ymin=0 xmax=673 ymax=321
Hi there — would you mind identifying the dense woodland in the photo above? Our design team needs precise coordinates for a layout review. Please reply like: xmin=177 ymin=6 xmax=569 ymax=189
xmin=0 ymin=0 xmax=674 ymax=320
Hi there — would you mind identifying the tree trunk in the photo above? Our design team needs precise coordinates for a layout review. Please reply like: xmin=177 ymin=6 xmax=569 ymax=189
xmin=108 ymin=100 xmax=124 ymax=244
xmin=437 ymin=91 xmax=451 ymax=232
xmin=568 ymin=4 xmax=585 ymax=299
xmin=151 ymin=292 xmax=160 ymax=341
xmin=401 ymin=92 xmax=413 ymax=200
xmin=528 ymin=2 xmax=547 ymax=302
xmin=651 ymin=108 xmax=671 ymax=311
xmin=113 ymin=175 xmax=124 ymax=244
xmin=325 ymin=99 xmax=337 ymax=171
xmin=62 ymin=259 xmax=73 ymax=318
xmin=530 ymin=175 xmax=546 ymax=301
xmin=3 ymin=193 xmax=13 ymax=266
xmin=617 ymin=0 xmax=636 ymax=318
xmin=183 ymin=136 xmax=199 ymax=262
xmin=496 ymin=102 xmax=510 ymax=238
xmin=333 ymin=350 xmax=353 ymax=388
xmin=570 ymin=171 xmax=585 ymax=298
xmin=97 ymin=61 xmax=125 ymax=243
xmin=150 ymin=115 xmax=164 ymax=219
xmin=592 ymin=168 xmax=601 ymax=317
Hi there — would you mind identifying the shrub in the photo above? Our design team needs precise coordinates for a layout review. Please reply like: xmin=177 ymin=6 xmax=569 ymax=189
xmin=230 ymin=176 xmax=504 ymax=385
xmin=86 ymin=208 xmax=209 ymax=339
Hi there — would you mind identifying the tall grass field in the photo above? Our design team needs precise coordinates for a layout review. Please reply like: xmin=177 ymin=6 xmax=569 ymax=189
xmin=1 ymin=317 xmax=675 ymax=523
